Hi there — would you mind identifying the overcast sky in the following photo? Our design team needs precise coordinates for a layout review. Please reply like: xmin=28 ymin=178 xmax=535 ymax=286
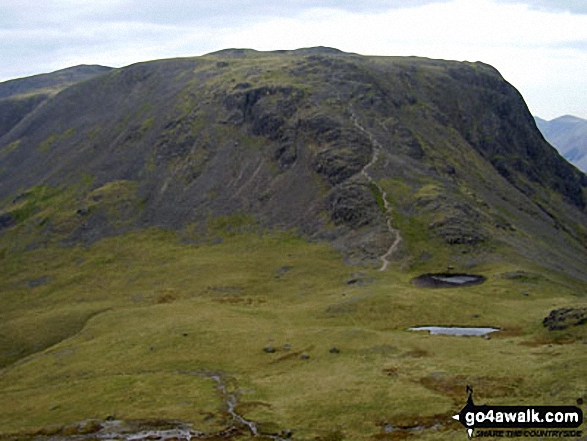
xmin=1 ymin=0 xmax=586 ymax=119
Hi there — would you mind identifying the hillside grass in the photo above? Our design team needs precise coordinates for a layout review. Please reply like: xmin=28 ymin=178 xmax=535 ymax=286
xmin=0 ymin=229 xmax=585 ymax=440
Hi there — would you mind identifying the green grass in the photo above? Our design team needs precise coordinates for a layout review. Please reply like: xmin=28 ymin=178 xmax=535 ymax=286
xmin=0 ymin=181 xmax=144 ymax=254
xmin=37 ymin=128 xmax=76 ymax=153
xmin=0 ymin=228 xmax=585 ymax=440
xmin=38 ymin=133 xmax=59 ymax=153
xmin=139 ymin=116 xmax=155 ymax=132
xmin=5 ymin=186 xmax=60 ymax=224
xmin=207 ymin=213 xmax=259 ymax=236
xmin=0 ymin=139 xmax=21 ymax=159
xmin=368 ymin=183 xmax=386 ymax=213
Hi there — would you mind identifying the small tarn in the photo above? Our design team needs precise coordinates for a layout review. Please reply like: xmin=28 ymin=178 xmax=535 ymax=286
xmin=411 ymin=273 xmax=486 ymax=288
xmin=409 ymin=326 xmax=499 ymax=336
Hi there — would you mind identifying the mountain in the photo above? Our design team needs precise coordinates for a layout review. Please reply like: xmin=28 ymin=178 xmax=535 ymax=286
xmin=0 ymin=65 xmax=112 ymax=139
xmin=0 ymin=49 xmax=586 ymax=440
xmin=0 ymin=65 xmax=113 ymax=100
xmin=535 ymin=114 xmax=587 ymax=172
xmin=1 ymin=48 xmax=585 ymax=276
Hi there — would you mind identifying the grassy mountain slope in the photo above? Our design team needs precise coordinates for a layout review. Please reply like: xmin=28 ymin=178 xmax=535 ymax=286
xmin=536 ymin=115 xmax=587 ymax=172
xmin=0 ymin=49 xmax=585 ymax=440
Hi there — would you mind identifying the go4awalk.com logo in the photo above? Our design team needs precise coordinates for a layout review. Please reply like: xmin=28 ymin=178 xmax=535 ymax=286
xmin=452 ymin=387 xmax=584 ymax=438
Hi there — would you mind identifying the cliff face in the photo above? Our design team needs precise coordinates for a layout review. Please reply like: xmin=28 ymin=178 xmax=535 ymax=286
xmin=0 ymin=48 xmax=585 ymax=277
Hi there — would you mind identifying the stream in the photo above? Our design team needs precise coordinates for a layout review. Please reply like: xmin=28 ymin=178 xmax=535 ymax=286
xmin=38 ymin=371 xmax=288 ymax=441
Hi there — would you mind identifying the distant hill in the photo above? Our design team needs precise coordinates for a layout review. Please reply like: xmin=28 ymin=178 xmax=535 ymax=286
xmin=535 ymin=115 xmax=587 ymax=172
xmin=0 ymin=65 xmax=113 ymax=100
xmin=0 ymin=65 xmax=112 ymax=138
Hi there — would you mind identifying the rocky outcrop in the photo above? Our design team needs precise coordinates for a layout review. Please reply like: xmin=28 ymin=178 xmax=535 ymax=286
xmin=543 ymin=308 xmax=587 ymax=331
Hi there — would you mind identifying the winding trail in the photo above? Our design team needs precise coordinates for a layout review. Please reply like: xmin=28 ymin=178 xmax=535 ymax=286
xmin=348 ymin=106 xmax=402 ymax=271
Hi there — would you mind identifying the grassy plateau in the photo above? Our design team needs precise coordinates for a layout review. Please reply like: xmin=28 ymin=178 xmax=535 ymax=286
xmin=0 ymin=226 xmax=585 ymax=440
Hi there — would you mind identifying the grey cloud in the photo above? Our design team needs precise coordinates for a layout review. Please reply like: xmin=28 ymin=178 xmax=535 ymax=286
xmin=2 ymin=0 xmax=586 ymax=82
xmin=3 ymin=0 xmax=586 ymax=34
xmin=549 ymin=39 xmax=587 ymax=50
xmin=58 ymin=0 xmax=452 ymax=26
xmin=497 ymin=0 xmax=587 ymax=14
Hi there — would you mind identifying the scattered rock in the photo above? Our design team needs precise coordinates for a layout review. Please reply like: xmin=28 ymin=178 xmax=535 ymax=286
xmin=78 ymin=420 xmax=103 ymax=434
xmin=329 ymin=347 xmax=340 ymax=354
xmin=418 ymin=252 xmax=432 ymax=262
xmin=502 ymin=270 xmax=540 ymax=282
xmin=275 ymin=266 xmax=291 ymax=279
xmin=543 ymin=308 xmax=587 ymax=331
xmin=345 ymin=272 xmax=373 ymax=286
xmin=283 ymin=343 xmax=291 ymax=351
xmin=263 ymin=345 xmax=276 ymax=353
xmin=0 ymin=212 xmax=14 ymax=229
xmin=26 ymin=276 xmax=51 ymax=289
xmin=382 ymin=367 xmax=399 ymax=377
xmin=12 ymin=193 xmax=29 ymax=204
xmin=131 ymin=293 xmax=145 ymax=303
xmin=300 ymin=353 xmax=310 ymax=360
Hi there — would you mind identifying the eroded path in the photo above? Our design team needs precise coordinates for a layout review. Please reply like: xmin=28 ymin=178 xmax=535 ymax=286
xmin=349 ymin=106 xmax=402 ymax=271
